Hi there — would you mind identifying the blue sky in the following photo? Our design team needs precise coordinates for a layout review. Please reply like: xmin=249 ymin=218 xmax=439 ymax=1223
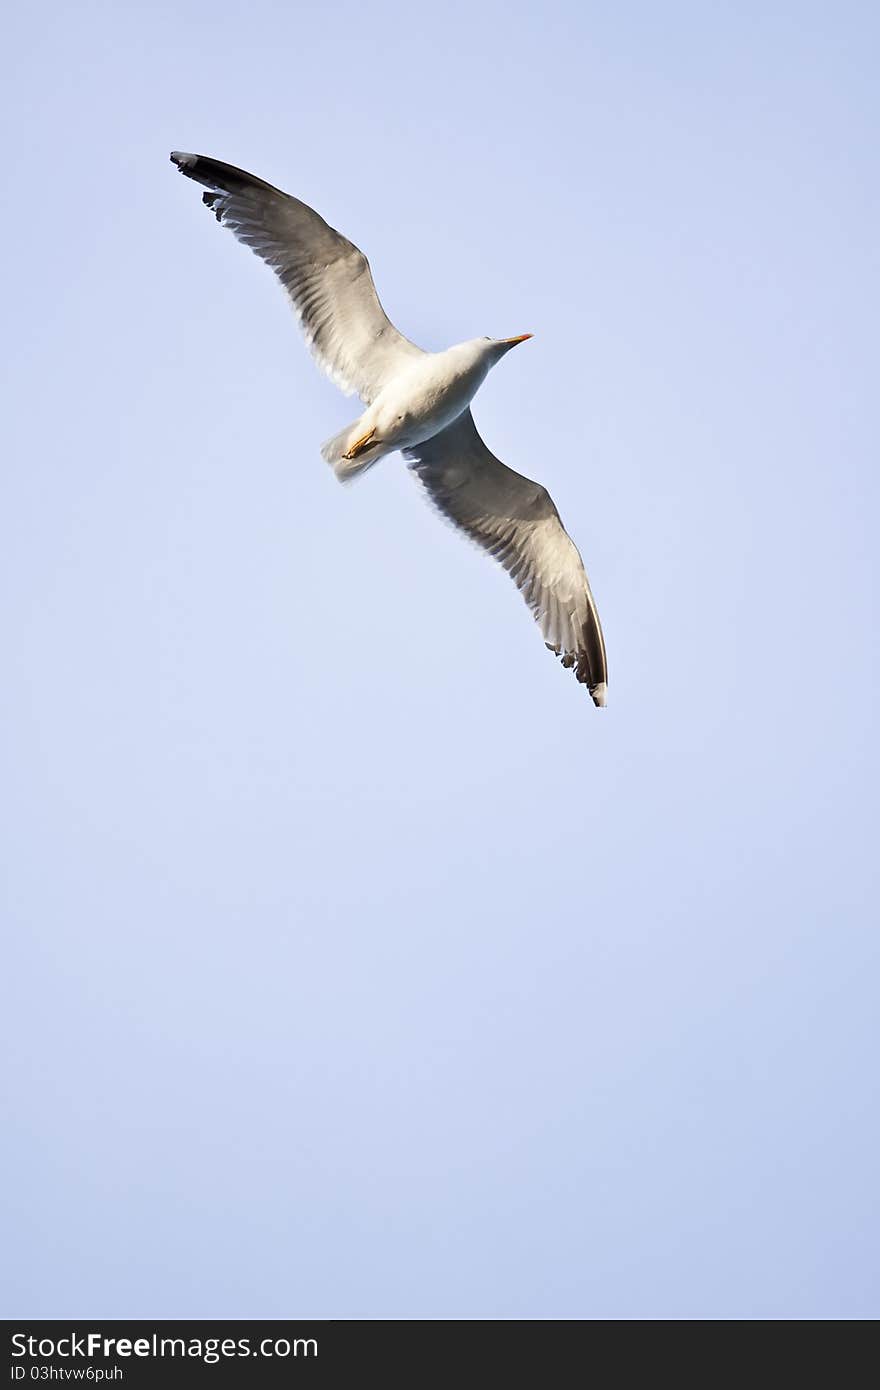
xmin=2 ymin=1 xmax=877 ymax=1318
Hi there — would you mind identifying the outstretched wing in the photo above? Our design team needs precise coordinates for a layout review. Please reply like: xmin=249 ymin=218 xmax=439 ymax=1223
xmin=405 ymin=411 xmax=608 ymax=705
xmin=171 ymin=152 xmax=424 ymax=402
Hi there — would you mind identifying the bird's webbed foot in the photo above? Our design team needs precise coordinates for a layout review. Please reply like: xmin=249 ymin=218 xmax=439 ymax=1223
xmin=342 ymin=427 xmax=378 ymax=460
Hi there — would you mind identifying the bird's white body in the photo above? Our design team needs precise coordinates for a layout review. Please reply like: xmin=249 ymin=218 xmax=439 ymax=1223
xmin=324 ymin=338 xmax=500 ymax=477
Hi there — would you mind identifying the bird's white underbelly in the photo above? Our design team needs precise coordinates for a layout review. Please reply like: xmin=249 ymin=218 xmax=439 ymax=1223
xmin=369 ymin=354 xmax=489 ymax=450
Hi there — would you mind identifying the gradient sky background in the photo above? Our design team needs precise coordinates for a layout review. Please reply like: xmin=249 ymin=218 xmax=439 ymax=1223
xmin=2 ymin=1 xmax=877 ymax=1319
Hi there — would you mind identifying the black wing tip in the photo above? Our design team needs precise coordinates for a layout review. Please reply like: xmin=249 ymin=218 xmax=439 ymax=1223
xmin=170 ymin=154 xmax=228 ymax=221
xmin=170 ymin=151 xmax=206 ymax=182
xmin=170 ymin=151 xmax=217 ymax=184
xmin=546 ymin=643 xmax=608 ymax=706
xmin=170 ymin=151 xmax=213 ymax=188
xmin=169 ymin=150 xmax=282 ymax=199
xmin=202 ymin=190 xmax=225 ymax=221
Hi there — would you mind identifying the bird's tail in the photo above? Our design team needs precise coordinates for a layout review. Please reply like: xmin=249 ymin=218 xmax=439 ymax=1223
xmin=320 ymin=420 xmax=384 ymax=483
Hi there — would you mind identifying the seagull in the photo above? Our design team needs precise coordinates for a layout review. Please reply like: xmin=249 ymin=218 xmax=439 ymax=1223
xmin=170 ymin=152 xmax=608 ymax=705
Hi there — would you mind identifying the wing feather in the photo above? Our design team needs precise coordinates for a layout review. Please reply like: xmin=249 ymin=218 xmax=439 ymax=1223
xmin=404 ymin=411 xmax=608 ymax=705
xmin=171 ymin=152 xmax=423 ymax=402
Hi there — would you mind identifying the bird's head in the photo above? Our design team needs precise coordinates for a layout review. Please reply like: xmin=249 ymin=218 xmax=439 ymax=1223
xmin=456 ymin=334 xmax=534 ymax=377
xmin=485 ymin=333 xmax=533 ymax=360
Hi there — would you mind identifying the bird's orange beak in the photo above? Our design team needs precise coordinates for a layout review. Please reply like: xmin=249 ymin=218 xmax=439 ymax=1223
xmin=503 ymin=333 xmax=534 ymax=347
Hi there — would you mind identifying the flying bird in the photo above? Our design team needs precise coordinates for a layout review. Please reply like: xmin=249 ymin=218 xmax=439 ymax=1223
xmin=170 ymin=152 xmax=608 ymax=705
